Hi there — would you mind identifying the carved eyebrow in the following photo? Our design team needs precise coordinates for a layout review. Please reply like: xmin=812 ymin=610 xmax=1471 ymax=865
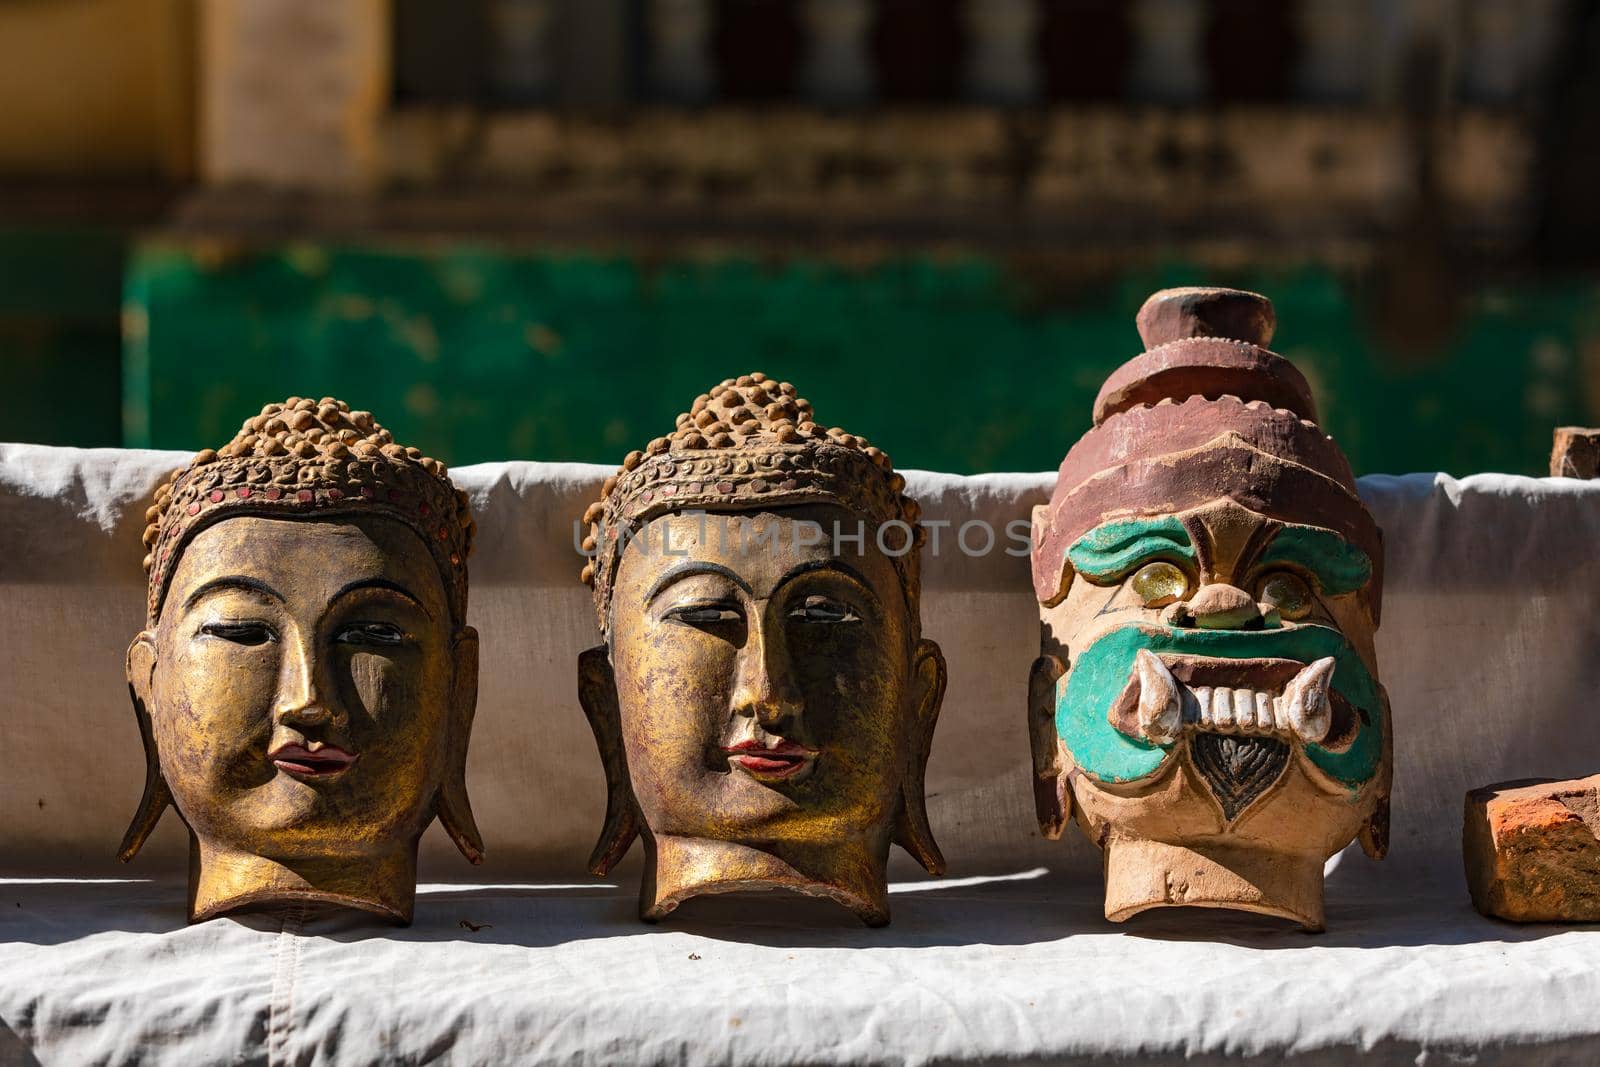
xmin=332 ymin=577 xmax=431 ymax=618
xmin=773 ymin=558 xmax=879 ymax=603
xmin=182 ymin=575 xmax=284 ymax=611
xmin=644 ymin=561 xmax=753 ymax=605
xmin=1067 ymin=516 xmax=1196 ymax=583
xmin=1257 ymin=525 xmax=1373 ymax=595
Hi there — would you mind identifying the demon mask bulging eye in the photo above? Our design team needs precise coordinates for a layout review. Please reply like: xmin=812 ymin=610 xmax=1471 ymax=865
xmin=1257 ymin=570 xmax=1313 ymax=621
xmin=1131 ymin=560 xmax=1190 ymax=608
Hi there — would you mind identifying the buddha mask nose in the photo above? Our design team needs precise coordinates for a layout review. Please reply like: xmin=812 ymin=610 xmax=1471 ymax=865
xmin=281 ymin=703 xmax=333 ymax=725
xmin=1163 ymin=583 xmax=1262 ymax=630
xmin=730 ymin=623 xmax=805 ymax=731
xmin=275 ymin=640 xmax=348 ymax=730
xmin=732 ymin=665 xmax=804 ymax=730
xmin=276 ymin=701 xmax=348 ymax=732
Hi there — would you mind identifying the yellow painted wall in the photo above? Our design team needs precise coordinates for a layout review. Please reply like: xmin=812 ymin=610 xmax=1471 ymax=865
xmin=0 ymin=0 xmax=193 ymax=177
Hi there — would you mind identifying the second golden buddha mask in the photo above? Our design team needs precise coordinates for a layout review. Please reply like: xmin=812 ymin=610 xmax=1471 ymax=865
xmin=579 ymin=374 xmax=945 ymax=925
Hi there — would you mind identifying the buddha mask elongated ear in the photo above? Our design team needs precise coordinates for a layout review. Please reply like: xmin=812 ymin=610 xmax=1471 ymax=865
xmin=437 ymin=626 xmax=484 ymax=865
xmin=893 ymin=638 xmax=947 ymax=875
xmin=1028 ymin=653 xmax=1071 ymax=839
xmin=118 ymin=633 xmax=171 ymax=862
xmin=579 ymin=645 xmax=639 ymax=875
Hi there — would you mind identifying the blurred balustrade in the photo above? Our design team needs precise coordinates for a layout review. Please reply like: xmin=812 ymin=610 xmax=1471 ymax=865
xmin=389 ymin=0 xmax=1571 ymax=111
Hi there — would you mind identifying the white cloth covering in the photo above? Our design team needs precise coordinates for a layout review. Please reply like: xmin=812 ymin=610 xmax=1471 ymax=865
xmin=2 ymin=444 xmax=1600 ymax=1063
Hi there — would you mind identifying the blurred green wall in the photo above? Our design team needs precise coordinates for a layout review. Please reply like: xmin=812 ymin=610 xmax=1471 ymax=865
xmin=0 ymin=229 xmax=124 ymax=448
xmin=117 ymin=241 xmax=1600 ymax=476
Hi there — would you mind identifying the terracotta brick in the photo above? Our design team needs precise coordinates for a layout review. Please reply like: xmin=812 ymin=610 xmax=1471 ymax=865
xmin=1464 ymin=775 xmax=1600 ymax=922
xmin=1551 ymin=427 xmax=1600 ymax=479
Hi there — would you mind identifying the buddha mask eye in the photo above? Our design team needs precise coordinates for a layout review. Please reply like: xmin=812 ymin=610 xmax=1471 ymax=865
xmin=1257 ymin=570 xmax=1313 ymax=620
xmin=788 ymin=595 xmax=860 ymax=624
xmin=664 ymin=602 xmax=742 ymax=627
xmin=200 ymin=620 xmax=276 ymax=646
xmin=335 ymin=621 xmax=408 ymax=647
xmin=1130 ymin=561 xmax=1189 ymax=607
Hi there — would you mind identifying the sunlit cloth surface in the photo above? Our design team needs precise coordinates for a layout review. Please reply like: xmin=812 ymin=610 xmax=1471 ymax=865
xmin=2 ymin=444 xmax=1598 ymax=1063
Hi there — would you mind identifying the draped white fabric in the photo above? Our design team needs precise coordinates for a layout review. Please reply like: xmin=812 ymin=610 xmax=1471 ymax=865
xmin=3 ymin=444 xmax=1599 ymax=1063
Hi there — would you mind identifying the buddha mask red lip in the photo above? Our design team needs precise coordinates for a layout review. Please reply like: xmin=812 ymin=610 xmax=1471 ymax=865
xmin=722 ymin=739 xmax=818 ymax=779
xmin=268 ymin=742 xmax=359 ymax=778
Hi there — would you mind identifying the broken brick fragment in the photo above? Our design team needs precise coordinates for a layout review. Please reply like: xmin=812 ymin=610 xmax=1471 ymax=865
xmin=1551 ymin=427 xmax=1600 ymax=478
xmin=1464 ymin=775 xmax=1600 ymax=922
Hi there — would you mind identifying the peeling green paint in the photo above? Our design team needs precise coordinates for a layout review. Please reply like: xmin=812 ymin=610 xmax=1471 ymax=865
xmin=1260 ymin=524 xmax=1373 ymax=596
xmin=0 ymin=228 xmax=124 ymax=448
xmin=1067 ymin=516 xmax=1195 ymax=583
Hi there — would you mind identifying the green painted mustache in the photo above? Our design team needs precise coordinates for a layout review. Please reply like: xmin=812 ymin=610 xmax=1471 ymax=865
xmin=1057 ymin=623 xmax=1384 ymax=791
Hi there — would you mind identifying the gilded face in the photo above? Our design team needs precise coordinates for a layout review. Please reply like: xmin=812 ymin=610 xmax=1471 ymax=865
xmin=608 ymin=503 xmax=924 ymax=844
xmin=133 ymin=514 xmax=458 ymax=860
xmin=1038 ymin=497 xmax=1386 ymax=851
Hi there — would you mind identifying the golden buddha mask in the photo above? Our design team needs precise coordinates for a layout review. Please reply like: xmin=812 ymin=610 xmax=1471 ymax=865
xmin=1028 ymin=289 xmax=1391 ymax=931
xmin=121 ymin=398 xmax=482 ymax=923
xmin=579 ymin=374 xmax=945 ymax=925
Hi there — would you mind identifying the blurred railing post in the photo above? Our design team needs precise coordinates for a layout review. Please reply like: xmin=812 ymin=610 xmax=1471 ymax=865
xmin=1296 ymin=0 xmax=1376 ymax=103
xmin=202 ymin=0 xmax=388 ymax=188
xmin=557 ymin=0 xmax=631 ymax=107
xmin=800 ymin=0 xmax=874 ymax=106
xmin=1462 ymin=0 xmax=1568 ymax=104
xmin=648 ymin=0 xmax=715 ymax=104
xmin=1130 ymin=0 xmax=1206 ymax=103
xmin=488 ymin=0 xmax=558 ymax=104
xmin=1373 ymin=0 xmax=1456 ymax=109
xmin=965 ymin=0 xmax=1040 ymax=105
